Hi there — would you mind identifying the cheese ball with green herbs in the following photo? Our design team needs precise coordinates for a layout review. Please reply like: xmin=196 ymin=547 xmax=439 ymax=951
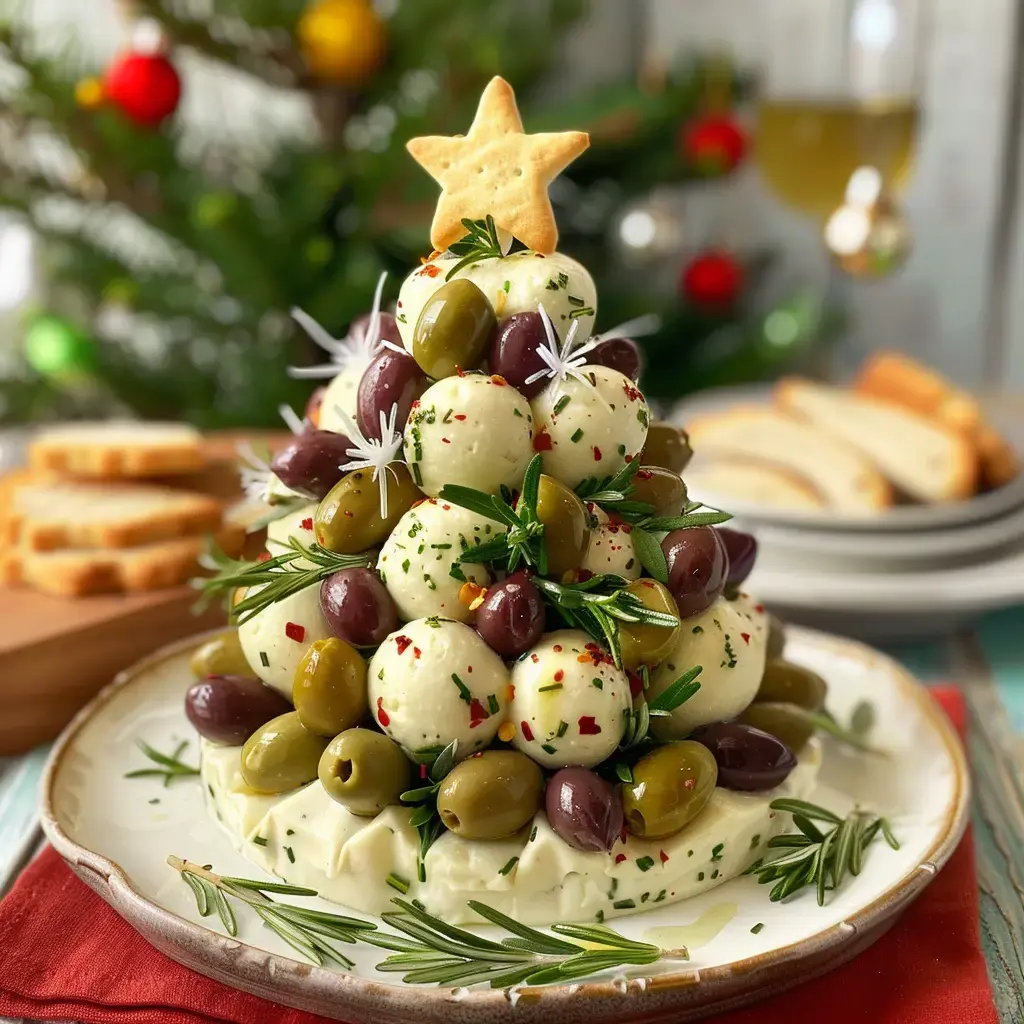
xmin=404 ymin=373 xmax=534 ymax=497
xmin=265 ymin=503 xmax=318 ymax=569
xmin=368 ymin=617 xmax=510 ymax=759
xmin=581 ymin=504 xmax=641 ymax=580
xmin=508 ymin=630 xmax=631 ymax=769
xmin=530 ymin=367 xmax=650 ymax=489
xmin=376 ymin=499 xmax=500 ymax=622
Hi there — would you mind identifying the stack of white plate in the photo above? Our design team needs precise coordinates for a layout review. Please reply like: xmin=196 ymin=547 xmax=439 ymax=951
xmin=671 ymin=386 xmax=1024 ymax=641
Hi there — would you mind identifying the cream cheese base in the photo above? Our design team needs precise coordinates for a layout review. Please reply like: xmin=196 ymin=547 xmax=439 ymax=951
xmin=202 ymin=738 xmax=820 ymax=926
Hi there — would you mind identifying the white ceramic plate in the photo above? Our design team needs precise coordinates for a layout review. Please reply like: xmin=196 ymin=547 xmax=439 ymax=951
xmin=41 ymin=628 xmax=968 ymax=1023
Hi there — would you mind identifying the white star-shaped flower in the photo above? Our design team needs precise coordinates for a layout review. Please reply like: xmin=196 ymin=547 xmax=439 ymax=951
xmin=332 ymin=403 xmax=406 ymax=519
xmin=236 ymin=404 xmax=304 ymax=502
xmin=288 ymin=271 xmax=404 ymax=380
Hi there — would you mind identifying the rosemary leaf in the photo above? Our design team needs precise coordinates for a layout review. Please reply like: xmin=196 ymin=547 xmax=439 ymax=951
xmin=630 ymin=527 xmax=668 ymax=583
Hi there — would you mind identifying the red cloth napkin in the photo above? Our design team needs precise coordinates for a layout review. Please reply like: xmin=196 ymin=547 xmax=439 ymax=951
xmin=0 ymin=687 xmax=998 ymax=1024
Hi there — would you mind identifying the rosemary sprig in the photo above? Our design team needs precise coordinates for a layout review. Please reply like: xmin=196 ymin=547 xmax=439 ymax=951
xmin=620 ymin=667 xmax=702 ymax=748
xmin=192 ymin=536 xmax=375 ymax=624
xmin=744 ymin=798 xmax=899 ymax=906
xmin=445 ymin=216 xmax=504 ymax=280
xmin=124 ymin=740 xmax=200 ymax=787
xmin=400 ymin=740 xmax=459 ymax=883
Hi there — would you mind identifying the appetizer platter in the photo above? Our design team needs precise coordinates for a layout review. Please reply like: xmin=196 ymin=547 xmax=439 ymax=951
xmin=41 ymin=78 xmax=968 ymax=1021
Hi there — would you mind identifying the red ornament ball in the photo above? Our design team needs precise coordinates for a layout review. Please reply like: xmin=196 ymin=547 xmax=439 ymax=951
xmin=681 ymin=115 xmax=747 ymax=175
xmin=681 ymin=250 xmax=744 ymax=309
xmin=104 ymin=51 xmax=181 ymax=127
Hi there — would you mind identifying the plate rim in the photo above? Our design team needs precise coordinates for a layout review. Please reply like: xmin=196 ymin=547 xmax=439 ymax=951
xmin=38 ymin=627 xmax=971 ymax=1023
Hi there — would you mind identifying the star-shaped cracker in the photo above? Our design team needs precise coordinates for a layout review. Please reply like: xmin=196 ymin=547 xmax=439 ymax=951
xmin=407 ymin=76 xmax=589 ymax=255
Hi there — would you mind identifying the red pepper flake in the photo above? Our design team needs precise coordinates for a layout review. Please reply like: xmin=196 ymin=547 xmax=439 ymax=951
xmin=395 ymin=635 xmax=412 ymax=655
xmin=456 ymin=366 xmax=465 ymax=377
xmin=622 ymin=381 xmax=643 ymax=402
xmin=614 ymin=854 xmax=627 ymax=864
xmin=592 ymin=446 xmax=603 ymax=462
xmin=530 ymin=653 xmax=540 ymax=663
xmin=659 ymin=849 xmax=670 ymax=864
xmin=397 ymin=300 xmax=403 ymax=308
xmin=624 ymin=453 xmax=634 ymax=462
xmin=554 ymin=669 xmax=564 ymax=682
xmin=741 ymin=633 xmax=751 ymax=645
xmin=533 ymin=428 xmax=553 ymax=452
xmin=419 ymin=764 xmax=428 ymax=780
xmin=376 ymin=697 xmax=390 ymax=727
xmin=420 ymin=264 xmax=441 ymax=278
xmin=578 ymin=716 xmax=601 ymax=735
xmin=553 ymin=644 xmax=563 ymax=653
xmin=454 ymin=414 xmax=467 ymax=421
xmin=442 ymin=437 xmax=451 ymax=444
xmin=469 ymin=698 xmax=489 ymax=727
xmin=490 ymin=374 xmax=508 ymax=386
xmin=635 ymin=469 xmax=654 ymax=480
xmin=507 ymin=683 xmax=516 ymax=701
xmin=683 ymin=777 xmax=696 ymax=790
xmin=300 ymin=517 xmax=313 ymax=530
xmin=343 ymin=509 xmax=354 ymax=518
xmin=585 ymin=642 xmax=600 ymax=651
xmin=520 ymin=721 xmax=535 ymax=741
xmin=577 ymin=568 xmax=594 ymax=582
xmin=467 ymin=665 xmax=473 ymax=672
xmin=257 ymin=551 xmax=271 ymax=563
xmin=755 ymin=604 xmax=765 ymax=613
xmin=284 ymin=622 xmax=305 ymax=643
xmin=411 ymin=400 xmax=420 ymax=409
xmin=627 ymin=671 xmax=643 ymax=698
xmin=442 ymin=503 xmax=451 ymax=510
xmin=413 ymin=646 xmax=422 ymax=659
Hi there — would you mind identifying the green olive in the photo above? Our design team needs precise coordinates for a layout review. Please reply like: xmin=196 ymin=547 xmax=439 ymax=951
xmin=756 ymin=659 xmax=827 ymax=711
xmin=618 ymin=579 xmax=681 ymax=670
xmin=413 ymin=279 xmax=497 ymax=379
xmin=240 ymin=712 xmax=329 ymax=795
xmin=436 ymin=750 xmax=544 ymax=839
xmin=640 ymin=423 xmax=693 ymax=476
xmin=534 ymin=474 xmax=590 ymax=577
xmin=739 ymin=702 xmax=816 ymax=752
xmin=293 ymin=637 xmax=368 ymax=737
xmin=622 ymin=741 xmax=717 ymax=839
xmin=629 ymin=466 xmax=687 ymax=518
xmin=315 ymin=464 xmax=420 ymax=553
xmin=318 ymin=728 xmax=414 ymax=816
xmin=766 ymin=614 xmax=786 ymax=661
xmin=190 ymin=629 xmax=253 ymax=679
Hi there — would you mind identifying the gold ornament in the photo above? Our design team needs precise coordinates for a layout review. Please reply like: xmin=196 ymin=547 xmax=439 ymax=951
xmin=75 ymin=77 xmax=105 ymax=109
xmin=298 ymin=0 xmax=386 ymax=84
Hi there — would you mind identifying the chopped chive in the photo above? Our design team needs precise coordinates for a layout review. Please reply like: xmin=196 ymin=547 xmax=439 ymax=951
xmin=402 ymin=558 xmax=410 ymax=573
xmin=286 ymin=829 xmax=295 ymax=836
xmin=567 ymin=294 xmax=584 ymax=307
xmin=612 ymin=899 xmax=636 ymax=910
xmin=653 ymin=889 xmax=667 ymax=902
xmin=424 ymin=574 xmax=437 ymax=591
xmin=571 ymin=428 xmax=584 ymax=443
xmin=284 ymin=846 xmax=295 ymax=863
xmin=697 ymin=871 xmax=704 ymax=881
xmin=596 ymin=909 xmax=605 ymax=923
xmin=569 ymin=306 xmax=595 ymax=320
xmin=498 ymin=856 xmax=519 ymax=876
xmin=442 ymin=409 xmax=453 ymax=423
xmin=411 ymin=462 xmax=423 ymax=486
xmin=751 ymin=922 xmax=765 ymax=935
xmin=640 ymin=892 xmax=650 ymax=903
xmin=557 ymin=272 xmax=569 ymax=288
xmin=451 ymin=673 xmax=472 ymax=704
xmin=503 ymin=280 xmax=510 ymax=293
xmin=556 ymin=720 xmax=568 ymax=738
xmin=537 ymin=682 xmax=563 ymax=693
xmin=541 ymin=743 xmax=557 ymax=755
xmin=259 ymin=651 xmax=270 ymax=668
xmin=591 ymin=677 xmax=603 ymax=690
xmin=513 ymin=407 xmax=523 ymax=417
xmin=711 ymin=869 xmax=719 ymax=879
xmin=253 ymin=836 xmax=268 ymax=847
xmin=487 ymin=694 xmax=500 ymax=715
xmin=148 ymin=798 xmax=160 ymax=805
xmin=636 ymin=856 xmax=655 ymax=872
xmin=711 ymin=843 xmax=724 ymax=861
xmin=750 ymin=834 xmax=761 ymax=849
xmin=529 ymin=825 xmax=538 ymax=842
xmin=691 ymin=626 xmax=703 ymax=635
xmin=553 ymin=395 xmax=571 ymax=415
xmin=386 ymin=872 xmax=410 ymax=894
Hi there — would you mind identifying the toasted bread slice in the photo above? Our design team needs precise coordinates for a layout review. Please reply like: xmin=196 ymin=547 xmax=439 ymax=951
xmin=686 ymin=407 xmax=890 ymax=514
xmin=854 ymin=351 xmax=1019 ymax=490
xmin=776 ymin=378 xmax=978 ymax=503
xmin=1 ymin=482 xmax=225 ymax=551
xmin=684 ymin=457 xmax=826 ymax=511
xmin=29 ymin=422 xmax=206 ymax=479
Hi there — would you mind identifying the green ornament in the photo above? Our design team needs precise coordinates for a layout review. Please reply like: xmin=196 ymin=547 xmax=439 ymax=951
xmin=25 ymin=315 xmax=96 ymax=379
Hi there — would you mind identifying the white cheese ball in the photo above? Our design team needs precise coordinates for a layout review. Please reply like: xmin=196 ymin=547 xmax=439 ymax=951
xmin=368 ymin=618 xmax=509 ymax=758
xmin=530 ymin=367 xmax=649 ymax=489
xmin=404 ymin=373 xmax=534 ymax=497
xmin=318 ymin=363 xmax=366 ymax=433
xmin=238 ymin=582 xmax=333 ymax=699
xmin=396 ymin=250 xmax=597 ymax=350
xmin=377 ymin=499 xmax=499 ymax=622
xmin=581 ymin=504 xmax=641 ymax=580
xmin=509 ymin=630 xmax=630 ymax=769
xmin=265 ymin=503 xmax=317 ymax=569
xmin=648 ymin=594 xmax=768 ymax=739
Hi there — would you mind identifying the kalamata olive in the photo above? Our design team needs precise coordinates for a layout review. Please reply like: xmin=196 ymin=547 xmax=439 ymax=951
xmin=190 ymin=629 xmax=253 ymax=680
xmin=618 ymin=579 xmax=681 ymax=670
xmin=350 ymin=310 xmax=404 ymax=350
xmin=621 ymin=741 xmax=717 ymax=839
xmin=270 ymin=429 xmax=352 ymax=500
xmin=589 ymin=337 xmax=641 ymax=381
xmin=630 ymin=466 xmax=687 ymax=518
xmin=688 ymin=721 xmax=796 ymax=792
xmin=545 ymin=767 xmax=623 ymax=852
xmin=489 ymin=312 xmax=549 ymax=398
xmin=240 ymin=712 xmax=329 ymax=794
xmin=185 ymin=674 xmax=292 ymax=746
xmin=292 ymin=637 xmax=367 ymax=737
xmin=413 ymin=279 xmax=496 ymax=379
xmin=641 ymin=423 xmax=693 ymax=475
xmin=756 ymin=659 xmax=827 ymax=711
xmin=662 ymin=526 xmax=729 ymax=618
xmin=318 ymin=728 xmax=413 ymax=816
xmin=315 ymin=464 xmax=420 ymax=553
xmin=718 ymin=527 xmax=757 ymax=588
xmin=475 ymin=570 xmax=545 ymax=657
xmin=766 ymin=614 xmax=786 ymax=661
xmin=739 ymin=702 xmax=816 ymax=752
xmin=436 ymin=750 xmax=544 ymax=840
xmin=356 ymin=348 xmax=427 ymax=440
xmin=534 ymin=474 xmax=590 ymax=577
xmin=305 ymin=386 xmax=326 ymax=429
xmin=320 ymin=567 xmax=398 ymax=647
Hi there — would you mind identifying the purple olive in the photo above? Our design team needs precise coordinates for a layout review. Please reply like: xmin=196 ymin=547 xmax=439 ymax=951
xmin=717 ymin=527 xmax=757 ymax=588
xmin=589 ymin=337 xmax=641 ymax=381
xmin=475 ymin=571 xmax=546 ymax=657
xmin=320 ymin=567 xmax=398 ymax=648
xmin=545 ymin=767 xmax=624 ymax=852
xmin=489 ymin=312 xmax=549 ymax=398
xmin=185 ymin=675 xmax=292 ymax=746
xmin=687 ymin=721 xmax=796 ymax=792
xmin=356 ymin=348 xmax=427 ymax=441
xmin=661 ymin=526 xmax=730 ymax=618
xmin=350 ymin=310 xmax=404 ymax=350
xmin=270 ymin=429 xmax=352 ymax=499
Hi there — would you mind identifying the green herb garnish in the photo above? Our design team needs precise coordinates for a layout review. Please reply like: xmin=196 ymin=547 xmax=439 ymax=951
xmin=124 ymin=740 xmax=200 ymax=787
xmin=399 ymin=740 xmax=459 ymax=882
xmin=620 ymin=666 xmax=702 ymax=748
xmin=445 ymin=216 xmax=503 ymax=280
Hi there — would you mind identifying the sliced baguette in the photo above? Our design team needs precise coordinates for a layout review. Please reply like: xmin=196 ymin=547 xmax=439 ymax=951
xmin=686 ymin=407 xmax=890 ymax=514
xmin=854 ymin=351 xmax=1019 ymax=490
xmin=776 ymin=378 xmax=978 ymax=503
xmin=2 ymin=482 xmax=225 ymax=551
xmin=684 ymin=457 xmax=826 ymax=511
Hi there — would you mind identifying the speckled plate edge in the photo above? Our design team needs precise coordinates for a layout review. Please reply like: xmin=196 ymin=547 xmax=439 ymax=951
xmin=39 ymin=627 xmax=970 ymax=1024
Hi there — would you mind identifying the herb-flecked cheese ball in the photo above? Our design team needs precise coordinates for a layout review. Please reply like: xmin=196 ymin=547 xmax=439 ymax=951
xmin=317 ymin=364 xmax=364 ymax=432
xmin=404 ymin=373 xmax=534 ymax=497
xmin=368 ymin=617 xmax=510 ymax=759
xmin=265 ymin=503 xmax=318 ymax=569
xmin=508 ymin=630 xmax=631 ymax=769
xmin=238 ymin=582 xmax=334 ymax=699
xmin=377 ymin=499 xmax=500 ymax=622
xmin=581 ymin=504 xmax=641 ymax=580
xmin=530 ymin=367 xmax=650 ymax=489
